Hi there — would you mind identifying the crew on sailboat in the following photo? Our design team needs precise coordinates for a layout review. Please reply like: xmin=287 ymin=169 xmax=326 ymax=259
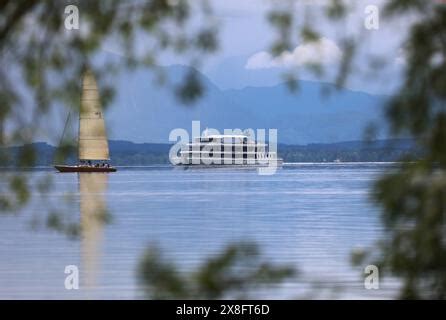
xmin=79 ymin=160 xmax=111 ymax=168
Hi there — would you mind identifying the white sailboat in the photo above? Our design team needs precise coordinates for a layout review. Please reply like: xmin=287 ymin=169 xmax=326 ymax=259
xmin=55 ymin=69 xmax=116 ymax=173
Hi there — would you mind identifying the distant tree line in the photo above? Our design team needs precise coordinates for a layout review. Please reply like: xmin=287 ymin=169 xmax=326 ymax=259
xmin=0 ymin=139 xmax=421 ymax=167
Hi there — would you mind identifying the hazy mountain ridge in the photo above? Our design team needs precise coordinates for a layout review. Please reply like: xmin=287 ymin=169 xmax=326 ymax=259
xmin=104 ymin=65 xmax=389 ymax=145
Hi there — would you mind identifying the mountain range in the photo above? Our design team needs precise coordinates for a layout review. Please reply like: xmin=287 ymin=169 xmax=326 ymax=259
xmin=98 ymin=65 xmax=389 ymax=145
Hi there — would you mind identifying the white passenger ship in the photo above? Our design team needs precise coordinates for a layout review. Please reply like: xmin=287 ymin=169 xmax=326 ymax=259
xmin=178 ymin=132 xmax=283 ymax=167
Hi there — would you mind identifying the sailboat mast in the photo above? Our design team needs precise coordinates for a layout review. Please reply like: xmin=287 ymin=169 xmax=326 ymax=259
xmin=78 ymin=75 xmax=81 ymax=162
xmin=58 ymin=111 xmax=71 ymax=148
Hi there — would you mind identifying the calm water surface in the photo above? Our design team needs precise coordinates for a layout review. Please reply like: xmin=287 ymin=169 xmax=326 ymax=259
xmin=0 ymin=164 xmax=399 ymax=299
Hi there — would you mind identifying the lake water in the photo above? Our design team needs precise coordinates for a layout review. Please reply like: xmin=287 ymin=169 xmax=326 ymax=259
xmin=0 ymin=163 xmax=400 ymax=299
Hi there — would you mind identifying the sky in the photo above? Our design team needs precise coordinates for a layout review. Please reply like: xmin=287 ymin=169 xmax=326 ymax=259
xmin=153 ymin=0 xmax=415 ymax=95
xmin=3 ymin=0 xmax=425 ymax=146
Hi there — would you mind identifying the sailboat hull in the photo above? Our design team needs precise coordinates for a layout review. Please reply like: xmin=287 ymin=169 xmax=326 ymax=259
xmin=54 ymin=165 xmax=117 ymax=173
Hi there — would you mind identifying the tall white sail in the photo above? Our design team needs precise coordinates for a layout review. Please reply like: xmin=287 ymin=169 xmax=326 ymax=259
xmin=78 ymin=69 xmax=110 ymax=161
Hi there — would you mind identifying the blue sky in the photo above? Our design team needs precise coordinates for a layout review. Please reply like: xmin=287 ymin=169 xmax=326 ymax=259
xmin=151 ymin=0 xmax=413 ymax=95
xmin=9 ymin=0 xmax=420 ymax=145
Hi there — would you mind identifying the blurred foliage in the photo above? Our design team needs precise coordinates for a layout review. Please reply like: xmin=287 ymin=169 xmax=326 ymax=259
xmin=328 ymin=1 xmax=446 ymax=299
xmin=45 ymin=210 xmax=81 ymax=239
xmin=369 ymin=1 xmax=446 ymax=299
xmin=138 ymin=242 xmax=295 ymax=299
xmin=0 ymin=0 xmax=218 ymax=213
xmin=175 ymin=68 xmax=204 ymax=104
xmin=1 ymin=0 xmax=445 ymax=300
xmin=266 ymin=0 xmax=355 ymax=90
xmin=325 ymin=0 xmax=346 ymax=20
xmin=268 ymin=9 xmax=293 ymax=55
xmin=265 ymin=0 xmax=446 ymax=299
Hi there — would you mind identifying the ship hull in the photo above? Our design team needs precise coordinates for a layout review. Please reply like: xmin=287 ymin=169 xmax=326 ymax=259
xmin=176 ymin=158 xmax=284 ymax=169
xmin=54 ymin=165 xmax=117 ymax=173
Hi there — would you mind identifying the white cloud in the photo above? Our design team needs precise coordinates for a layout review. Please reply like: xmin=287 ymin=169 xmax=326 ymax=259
xmin=244 ymin=51 xmax=276 ymax=69
xmin=245 ymin=37 xmax=342 ymax=70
